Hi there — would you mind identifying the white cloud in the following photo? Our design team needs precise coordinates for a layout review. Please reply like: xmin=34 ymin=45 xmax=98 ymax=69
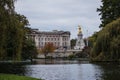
xmin=15 ymin=0 xmax=101 ymax=39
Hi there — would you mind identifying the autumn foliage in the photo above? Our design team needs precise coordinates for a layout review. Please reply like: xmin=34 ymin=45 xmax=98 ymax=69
xmin=40 ymin=43 xmax=56 ymax=58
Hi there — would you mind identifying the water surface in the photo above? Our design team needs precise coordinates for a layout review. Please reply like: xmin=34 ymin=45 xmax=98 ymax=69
xmin=0 ymin=60 xmax=120 ymax=80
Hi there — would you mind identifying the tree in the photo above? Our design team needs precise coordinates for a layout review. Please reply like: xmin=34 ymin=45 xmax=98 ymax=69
xmin=88 ymin=32 xmax=99 ymax=48
xmin=22 ymin=38 xmax=38 ymax=61
xmin=0 ymin=0 xmax=15 ymax=60
xmin=97 ymin=0 xmax=120 ymax=27
xmin=6 ymin=14 xmax=29 ymax=61
xmin=91 ymin=18 xmax=120 ymax=61
xmin=21 ymin=27 xmax=39 ymax=61
xmin=0 ymin=0 xmax=29 ymax=61
xmin=41 ymin=43 xmax=56 ymax=58
xmin=70 ymin=39 xmax=76 ymax=49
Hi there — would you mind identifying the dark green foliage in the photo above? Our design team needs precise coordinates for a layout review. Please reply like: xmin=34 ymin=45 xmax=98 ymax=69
xmin=91 ymin=18 xmax=120 ymax=61
xmin=0 ymin=0 xmax=38 ymax=61
xmin=21 ymin=27 xmax=38 ymax=60
xmin=22 ymin=38 xmax=38 ymax=60
xmin=83 ymin=38 xmax=88 ymax=46
xmin=0 ymin=0 xmax=16 ymax=60
xmin=75 ymin=47 xmax=90 ymax=58
xmin=91 ymin=0 xmax=120 ymax=61
xmin=67 ymin=54 xmax=76 ymax=60
xmin=97 ymin=0 xmax=120 ymax=27
xmin=70 ymin=39 xmax=76 ymax=49
xmin=88 ymin=32 xmax=98 ymax=48
xmin=5 ymin=14 xmax=26 ymax=61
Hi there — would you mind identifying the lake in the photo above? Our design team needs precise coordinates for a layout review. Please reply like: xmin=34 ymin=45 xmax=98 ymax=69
xmin=0 ymin=59 xmax=120 ymax=80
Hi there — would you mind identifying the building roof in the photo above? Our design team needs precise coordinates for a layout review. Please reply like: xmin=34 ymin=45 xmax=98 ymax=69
xmin=30 ymin=29 xmax=71 ymax=35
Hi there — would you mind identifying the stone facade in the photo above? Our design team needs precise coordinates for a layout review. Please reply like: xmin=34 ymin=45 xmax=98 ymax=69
xmin=27 ymin=29 xmax=71 ymax=49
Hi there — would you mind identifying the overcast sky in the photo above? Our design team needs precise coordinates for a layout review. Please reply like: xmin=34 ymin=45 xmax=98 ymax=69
xmin=15 ymin=0 xmax=101 ymax=39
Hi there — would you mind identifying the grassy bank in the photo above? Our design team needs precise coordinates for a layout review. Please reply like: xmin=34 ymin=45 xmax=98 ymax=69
xmin=0 ymin=74 xmax=42 ymax=80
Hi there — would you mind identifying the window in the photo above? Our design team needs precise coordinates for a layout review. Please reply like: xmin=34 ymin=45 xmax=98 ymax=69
xmin=51 ymin=38 xmax=53 ymax=41
xmin=58 ymin=42 xmax=60 ymax=46
xmin=48 ymin=38 xmax=50 ymax=41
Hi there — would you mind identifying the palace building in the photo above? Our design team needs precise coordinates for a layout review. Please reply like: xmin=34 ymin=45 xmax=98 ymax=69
xmin=27 ymin=29 xmax=71 ymax=49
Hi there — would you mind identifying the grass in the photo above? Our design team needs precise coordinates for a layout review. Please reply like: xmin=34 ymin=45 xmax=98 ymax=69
xmin=0 ymin=74 xmax=42 ymax=80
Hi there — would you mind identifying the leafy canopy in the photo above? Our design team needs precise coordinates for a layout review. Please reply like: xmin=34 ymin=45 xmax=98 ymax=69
xmin=97 ymin=0 xmax=120 ymax=27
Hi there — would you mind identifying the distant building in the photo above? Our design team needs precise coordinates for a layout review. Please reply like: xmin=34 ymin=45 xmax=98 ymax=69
xmin=27 ymin=29 xmax=71 ymax=49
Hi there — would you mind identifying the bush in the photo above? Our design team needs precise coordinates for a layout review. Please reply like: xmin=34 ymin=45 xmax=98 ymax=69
xmin=67 ymin=54 xmax=76 ymax=60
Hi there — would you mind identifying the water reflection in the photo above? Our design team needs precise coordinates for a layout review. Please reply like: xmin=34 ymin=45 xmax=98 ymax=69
xmin=0 ymin=63 xmax=26 ymax=75
xmin=34 ymin=59 xmax=89 ymax=64
xmin=24 ymin=64 xmax=103 ymax=80
xmin=0 ymin=60 xmax=120 ymax=80
xmin=96 ymin=63 xmax=120 ymax=80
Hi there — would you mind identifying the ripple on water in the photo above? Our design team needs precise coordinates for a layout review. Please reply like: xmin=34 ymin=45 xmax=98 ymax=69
xmin=24 ymin=64 xmax=103 ymax=80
